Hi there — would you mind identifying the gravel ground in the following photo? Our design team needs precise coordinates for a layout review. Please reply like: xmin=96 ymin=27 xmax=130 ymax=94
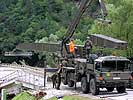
xmin=1 ymin=64 xmax=133 ymax=100
xmin=44 ymin=82 xmax=103 ymax=100
xmin=44 ymin=82 xmax=133 ymax=100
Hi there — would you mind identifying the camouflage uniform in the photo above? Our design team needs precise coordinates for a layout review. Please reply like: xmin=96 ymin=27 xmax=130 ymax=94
xmin=84 ymin=37 xmax=92 ymax=59
xmin=51 ymin=73 xmax=57 ymax=88
xmin=51 ymin=65 xmax=62 ymax=90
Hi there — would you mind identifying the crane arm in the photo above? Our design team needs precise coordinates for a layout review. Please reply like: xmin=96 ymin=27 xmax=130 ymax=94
xmin=61 ymin=0 xmax=92 ymax=56
xmin=61 ymin=0 xmax=107 ymax=56
xmin=99 ymin=0 xmax=107 ymax=18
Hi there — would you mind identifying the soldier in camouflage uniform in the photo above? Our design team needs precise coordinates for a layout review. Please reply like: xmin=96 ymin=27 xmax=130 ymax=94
xmin=51 ymin=64 xmax=62 ymax=90
xmin=51 ymin=73 xmax=57 ymax=88
xmin=84 ymin=37 xmax=93 ymax=60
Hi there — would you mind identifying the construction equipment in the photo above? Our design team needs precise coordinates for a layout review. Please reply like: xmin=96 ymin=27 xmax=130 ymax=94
xmin=53 ymin=0 xmax=131 ymax=95
xmin=61 ymin=0 xmax=108 ymax=57
xmin=8 ymin=0 xmax=132 ymax=95
xmin=61 ymin=56 xmax=131 ymax=95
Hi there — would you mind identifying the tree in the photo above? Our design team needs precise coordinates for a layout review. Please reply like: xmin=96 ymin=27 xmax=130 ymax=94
xmin=90 ymin=0 xmax=133 ymax=56
xmin=49 ymin=34 xmax=59 ymax=42
xmin=21 ymin=27 xmax=35 ymax=42
xmin=38 ymin=37 xmax=49 ymax=43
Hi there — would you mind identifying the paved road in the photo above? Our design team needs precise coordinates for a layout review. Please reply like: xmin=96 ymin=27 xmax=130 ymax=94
xmin=44 ymin=82 xmax=133 ymax=100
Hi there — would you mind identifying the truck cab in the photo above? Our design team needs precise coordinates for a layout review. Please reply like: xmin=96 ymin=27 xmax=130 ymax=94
xmin=89 ymin=56 xmax=131 ymax=95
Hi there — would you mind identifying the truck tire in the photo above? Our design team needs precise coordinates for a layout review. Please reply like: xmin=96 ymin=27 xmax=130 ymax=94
xmin=81 ymin=77 xmax=89 ymax=93
xmin=130 ymin=85 xmax=133 ymax=89
xmin=90 ymin=78 xmax=99 ymax=95
xmin=67 ymin=73 xmax=74 ymax=87
xmin=116 ymin=86 xmax=126 ymax=93
xmin=62 ymin=74 xmax=68 ymax=85
xmin=62 ymin=78 xmax=67 ymax=85
xmin=68 ymin=80 xmax=74 ymax=87
xmin=55 ymin=74 xmax=61 ymax=90
xmin=106 ymin=87 xmax=114 ymax=92
xmin=129 ymin=80 xmax=133 ymax=89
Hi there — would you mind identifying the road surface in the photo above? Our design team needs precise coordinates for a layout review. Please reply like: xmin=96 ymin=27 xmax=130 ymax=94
xmin=0 ymin=64 xmax=133 ymax=100
xmin=44 ymin=82 xmax=133 ymax=100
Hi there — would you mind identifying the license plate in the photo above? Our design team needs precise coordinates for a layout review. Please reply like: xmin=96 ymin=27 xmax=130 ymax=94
xmin=113 ymin=77 xmax=120 ymax=80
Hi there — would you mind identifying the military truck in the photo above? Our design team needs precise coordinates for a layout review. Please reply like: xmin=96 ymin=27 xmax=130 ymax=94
xmin=128 ymin=57 xmax=133 ymax=88
xmin=61 ymin=56 xmax=131 ymax=95
xmin=7 ymin=0 xmax=132 ymax=95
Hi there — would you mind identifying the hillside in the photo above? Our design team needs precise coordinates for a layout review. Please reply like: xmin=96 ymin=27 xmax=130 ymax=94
xmin=0 ymin=0 xmax=132 ymax=56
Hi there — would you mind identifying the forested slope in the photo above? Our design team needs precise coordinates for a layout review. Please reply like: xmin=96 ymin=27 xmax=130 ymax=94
xmin=0 ymin=0 xmax=132 ymax=56
xmin=91 ymin=0 xmax=133 ymax=56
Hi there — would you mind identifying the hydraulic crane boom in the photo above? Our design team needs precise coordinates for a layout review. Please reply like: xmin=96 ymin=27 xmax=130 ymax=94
xmin=61 ymin=0 xmax=107 ymax=56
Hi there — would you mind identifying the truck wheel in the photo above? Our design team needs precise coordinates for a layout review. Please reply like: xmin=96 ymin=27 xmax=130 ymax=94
xmin=81 ymin=77 xmax=89 ymax=93
xmin=62 ymin=74 xmax=67 ymax=85
xmin=106 ymin=87 xmax=114 ymax=92
xmin=90 ymin=78 xmax=99 ymax=95
xmin=129 ymin=80 xmax=133 ymax=89
xmin=116 ymin=86 xmax=126 ymax=93
xmin=130 ymin=85 xmax=133 ymax=89
xmin=68 ymin=80 xmax=74 ymax=87
xmin=55 ymin=74 xmax=61 ymax=90
xmin=62 ymin=78 xmax=67 ymax=85
xmin=67 ymin=74 xmax=74 ymax=87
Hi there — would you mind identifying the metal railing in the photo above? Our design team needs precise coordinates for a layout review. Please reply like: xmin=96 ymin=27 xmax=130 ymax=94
xmin=0 ymin=68 xmax=44 ymax=90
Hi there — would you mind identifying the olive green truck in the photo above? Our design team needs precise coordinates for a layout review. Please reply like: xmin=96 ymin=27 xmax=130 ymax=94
xmin=61 ymin=56 xmax=132 ymax=95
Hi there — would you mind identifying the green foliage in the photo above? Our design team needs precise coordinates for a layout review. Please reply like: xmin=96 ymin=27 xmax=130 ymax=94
xmin=92 ymin=46 xmax=127 ymax=57
xmin=49 ymin=34 xmax=59 ymax=42
xmin=74 ymin=39 xmax=84 ymax=45
xmin=12 ymin=92 xmax=36 ymax=100
xmin=55 ymin=27 xmax=66 ymax=39
xmin=46 ymin=52 xmax=57 ymax=68
xmin=90 ymin=0 xmax=133 ymax=56
xmin=36 ymin=29 xmax=47 ymax=39
xmin=48 ymin=97 xmax=58 ymax=100
xmin=63 ymin=96 xmax=92 ymax=100
xmin=0 ymin=0 xmax=74 ymax=52
xmin=35 ymin=34 xmax=59 ymax=43
xmin=0 ymin=0 xmax=132 ymax=57
xmin=48 ymin=96 xmax=92 ymax=100
xmin=37 ymin=37 xmax=49 ymax=43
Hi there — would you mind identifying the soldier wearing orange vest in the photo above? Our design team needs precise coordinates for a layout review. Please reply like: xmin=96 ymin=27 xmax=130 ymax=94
xmin=69 ymin=38 xmax=75 ymax=53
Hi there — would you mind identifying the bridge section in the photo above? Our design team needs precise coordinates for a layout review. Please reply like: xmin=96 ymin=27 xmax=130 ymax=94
xmin=0 ymin=65 xmax=44 ymax=95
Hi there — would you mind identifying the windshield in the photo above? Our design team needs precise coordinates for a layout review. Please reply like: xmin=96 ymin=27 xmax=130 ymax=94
xmin=101 ymin=61 xmax=130 ymax=71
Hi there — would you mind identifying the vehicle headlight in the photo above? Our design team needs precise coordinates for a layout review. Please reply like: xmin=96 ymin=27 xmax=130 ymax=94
xmin=106 ymin=72 xmax=111 ymax=77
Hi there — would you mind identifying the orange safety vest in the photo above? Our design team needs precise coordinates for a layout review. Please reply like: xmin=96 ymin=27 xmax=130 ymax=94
xmin=69 ymin=41 xmax=75 ymax=53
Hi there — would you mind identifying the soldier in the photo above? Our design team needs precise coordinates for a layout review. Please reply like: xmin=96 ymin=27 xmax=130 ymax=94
xmin=56 ymin=64 xmax=63 ymax=90
xmin=97 ymin=50 xmax=104 ymax=57
xmin=51 ymin=73 xmax=57 ymax=88
xmin=74 ymin=47 xmax=79 ymax=58
xmin=51 ymin=64 xmax=62 ymax=90
xmin=69 ymin=38 xmax=75 ymax=57
xmin=84 ymin=37 xmax=93 ymax=59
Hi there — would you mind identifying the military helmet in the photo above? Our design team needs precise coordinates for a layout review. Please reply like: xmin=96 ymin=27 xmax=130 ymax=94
xmin=87 ymin=37 xmax=90 ymax=40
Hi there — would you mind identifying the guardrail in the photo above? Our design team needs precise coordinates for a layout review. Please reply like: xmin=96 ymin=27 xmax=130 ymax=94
xmin=0 ymin=63 xmax=44 ymax=76
xmin=0 ymin=63 xmax=58 ymax=89
xmin=0 ymin=68 xmax=44 ymax=90
xmin=0 ymin=71 xmax=17 ymax=84
xmin=4 ymin=51 xmax=33 ymax=56
xmin=0 ymin=63 xmax=58 ymax=73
